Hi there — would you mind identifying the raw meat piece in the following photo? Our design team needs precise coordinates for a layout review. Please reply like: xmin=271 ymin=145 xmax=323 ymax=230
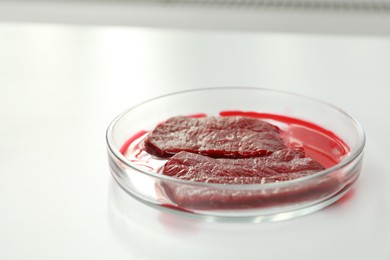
xmin=145 ymin=116 xmax=286 ymax=158
xmin=160 ymin=149 xmax=336 ymax=210
xmin=163 ymin=148 xmax=325 ymax=184
xmin=158 ymin=175 xmax=341 ymax=210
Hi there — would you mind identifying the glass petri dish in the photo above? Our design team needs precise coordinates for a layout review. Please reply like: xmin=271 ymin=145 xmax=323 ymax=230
xmin=106 ymin=87 xmax=365 ymax=222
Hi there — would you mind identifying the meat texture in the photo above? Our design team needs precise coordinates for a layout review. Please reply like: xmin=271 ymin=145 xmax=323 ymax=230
xmin=163 ymin=148 xmax=325 ymax=184
xmin=145 ymin=116 xmax=286 ymax=158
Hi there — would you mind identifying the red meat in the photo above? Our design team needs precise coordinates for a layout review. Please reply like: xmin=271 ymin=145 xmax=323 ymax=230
xmin=160 ymin=149 xmax=333 ymax=210
xmin=145 ymin=116 xmax=286 ymax=158
xmin=163 ymin=148 xmax=325 ymax=184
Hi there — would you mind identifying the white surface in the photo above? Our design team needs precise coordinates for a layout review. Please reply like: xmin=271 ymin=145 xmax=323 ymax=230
xmin=0 ymin=21 xmax=390 ymax=259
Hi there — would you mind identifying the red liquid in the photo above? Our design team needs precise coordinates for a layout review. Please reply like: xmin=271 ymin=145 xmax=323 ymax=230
xmin=119 ymin=130 xmax=148 ymax=155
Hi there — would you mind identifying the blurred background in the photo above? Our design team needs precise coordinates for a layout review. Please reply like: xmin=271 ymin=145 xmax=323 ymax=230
xmin=1 ymin=0 xmax=390 ymax=34
xmin=0 ymin=1 xmax=389 ymax=260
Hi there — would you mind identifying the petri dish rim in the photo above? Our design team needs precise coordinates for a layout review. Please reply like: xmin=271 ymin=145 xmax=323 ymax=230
xmin=106 ymin=87 xmax=366 ymax=191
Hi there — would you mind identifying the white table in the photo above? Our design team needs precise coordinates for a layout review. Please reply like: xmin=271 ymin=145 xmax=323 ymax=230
xmin=0 ymin=17 xmax=389 ymax=259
